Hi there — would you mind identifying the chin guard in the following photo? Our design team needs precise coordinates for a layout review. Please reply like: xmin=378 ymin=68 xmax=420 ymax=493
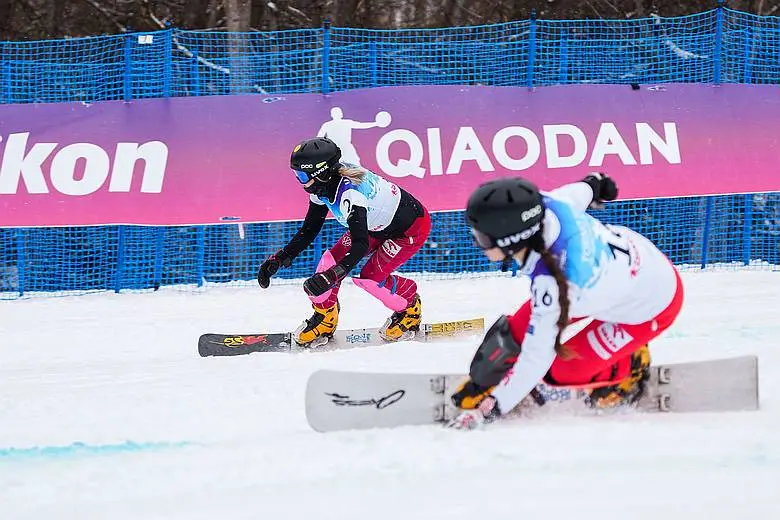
xmin=303 ymin=168 xmax=338 ymax=196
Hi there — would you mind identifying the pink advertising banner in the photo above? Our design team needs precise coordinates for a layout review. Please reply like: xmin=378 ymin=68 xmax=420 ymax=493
xmin=0 ymin=83 xmax=779 ymax=227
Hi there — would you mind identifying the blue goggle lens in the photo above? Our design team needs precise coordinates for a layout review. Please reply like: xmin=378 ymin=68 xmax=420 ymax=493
xmin=293 ymin=170 xmax=311 ymax=184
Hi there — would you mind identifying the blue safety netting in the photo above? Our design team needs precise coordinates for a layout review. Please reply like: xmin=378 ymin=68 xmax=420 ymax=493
xmin=0 ymin=194 xmax=777 ymax=298
xmin=0 ymin=7 xmax=778 ymax=297
xmin=3 ymin=8 xmax=780 ymax=103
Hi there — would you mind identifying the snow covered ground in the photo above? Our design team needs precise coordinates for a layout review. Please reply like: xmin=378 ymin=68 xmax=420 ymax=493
xmin=1 ymin=270 xmax=779 ymax=520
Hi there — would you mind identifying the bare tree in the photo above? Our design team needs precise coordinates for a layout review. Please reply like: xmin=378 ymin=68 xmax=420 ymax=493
xmin=224 ymin=0 xmax=251 ymax=30
xmin=2 ymin=0 xmax=780 ymax=39
xmin=0 ymin=0 xmax=16 ymax=39
xmin=180 ymin=0 xmax=213 ymax=28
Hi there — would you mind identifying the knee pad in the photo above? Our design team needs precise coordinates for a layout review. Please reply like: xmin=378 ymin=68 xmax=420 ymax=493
xmin=468 ymin=315 xmax=523 ymax=388
xmin=308 ymin=251 xmax=338 ymax=305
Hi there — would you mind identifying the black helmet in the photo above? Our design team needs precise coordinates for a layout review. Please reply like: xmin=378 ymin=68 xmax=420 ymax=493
xmin=465 ymin=177 xmax=545 ymax=255
xmin=290 ymin=137 xmax=342 ymax=184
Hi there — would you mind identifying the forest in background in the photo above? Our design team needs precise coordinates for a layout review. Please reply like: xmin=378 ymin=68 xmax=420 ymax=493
xmin=1 ymin=0 xmax=777 ymax=40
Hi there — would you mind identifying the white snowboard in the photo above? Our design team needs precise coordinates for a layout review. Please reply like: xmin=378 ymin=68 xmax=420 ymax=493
xmin=304 ymin=355 xmax=759 ymax=432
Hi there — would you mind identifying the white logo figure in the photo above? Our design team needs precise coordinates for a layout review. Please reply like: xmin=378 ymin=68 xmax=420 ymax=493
xmin=317 ymin=107 xmax=391 ymax=165
xmin=381 ymin=239 xmax=402 ymax=258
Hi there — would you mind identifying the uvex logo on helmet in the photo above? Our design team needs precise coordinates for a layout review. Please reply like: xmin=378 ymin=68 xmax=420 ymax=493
xmin=496 ymin=223 xmax=541 ymax=248
xmin=312 ymin=161 xmax=330 ymax=176
xmin=521 ymin=204 xmax=542 ymax=222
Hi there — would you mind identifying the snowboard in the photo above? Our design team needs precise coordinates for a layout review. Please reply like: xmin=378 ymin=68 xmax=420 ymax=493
xmin=304 ymin=355 xmax=759 ymax=432
xmin=198 ymin=317 xmax=485 ymax=357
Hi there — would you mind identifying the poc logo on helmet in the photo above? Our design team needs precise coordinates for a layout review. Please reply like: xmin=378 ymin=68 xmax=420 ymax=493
xmin=521 ymin=204 xmax=542 ymax=222
xmin=496 ymin=223 xmax=541 ymax=247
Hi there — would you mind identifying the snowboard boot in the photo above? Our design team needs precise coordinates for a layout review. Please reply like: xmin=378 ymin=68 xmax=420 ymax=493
xmin=587 ymin=345 xmax=651 ymax=409
xmin=293 ymin=301 xmax=339 ymax=348
xmin=379 ymin=294 xmax=422 ymax=342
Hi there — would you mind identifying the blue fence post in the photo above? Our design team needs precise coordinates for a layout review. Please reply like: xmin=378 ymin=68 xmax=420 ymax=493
xmin=196 ymin=226 xmax=206 ymax=287
xmin=322 ymin=19 xmax=331 ymax=94
xmin=527 ymin=10 xmax=537 ymax=88
xmin=163 ymin=29 xmax=173 ymax=97
xmin=313 ymin=233 xmax=323 ymax=273
xmin=1 ymin=64 xmax=9 ymax=104
xmin=1 ymin=49 xmax=11 ymax=104
xmin=2 ymin=63 xmax=8 ymax=104
xmin=15 ymin=229 xmax=26 ymax=297
xmin=153 ymin=227 xmax=165 ymax=290
xmin=742 ymin=27 xmax=753 ymax=83
xmin=191 ymin=51 xmax=200 ymax=96
xmin=743 ymin=194 xmax=753 ymax=266
xmin=559 ymin=28 xmax=568 ymax=84
xmin=700 ymin=197 xmax=714 ymax=269
xmin=124 ymin=34 xmax=133 ymax=101
xmin=114 ymin=226 xmax=126 ymax=293
xmin=714 ymin=0 xmax=724 ymax=84
xmin=369 ymin=41 xmax=378 ymax=88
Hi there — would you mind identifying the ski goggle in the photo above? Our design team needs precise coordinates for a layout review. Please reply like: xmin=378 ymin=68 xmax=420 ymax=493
xmin=470 ymin=225 xmax=539 ymax=253
xmin=293 ymin=169 xmax=313 ymax=184
xmin=470 ymin=228 xmax=496 ymax=250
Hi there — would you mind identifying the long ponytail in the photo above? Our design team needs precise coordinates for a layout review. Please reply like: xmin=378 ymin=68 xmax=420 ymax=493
xmin=338 ymin=165 xmax=366 ymax=184
xmin=532 ymin=235 xmax=574 ymax=359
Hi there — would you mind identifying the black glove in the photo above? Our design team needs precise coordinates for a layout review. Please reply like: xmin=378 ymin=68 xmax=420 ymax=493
xmin=582 ymin=172 xmax=618 ymax=209
xmin=257 ymin=249 xmax=292 ymax=289
xmin=303 ymin=264 xmax=347 ymax=297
